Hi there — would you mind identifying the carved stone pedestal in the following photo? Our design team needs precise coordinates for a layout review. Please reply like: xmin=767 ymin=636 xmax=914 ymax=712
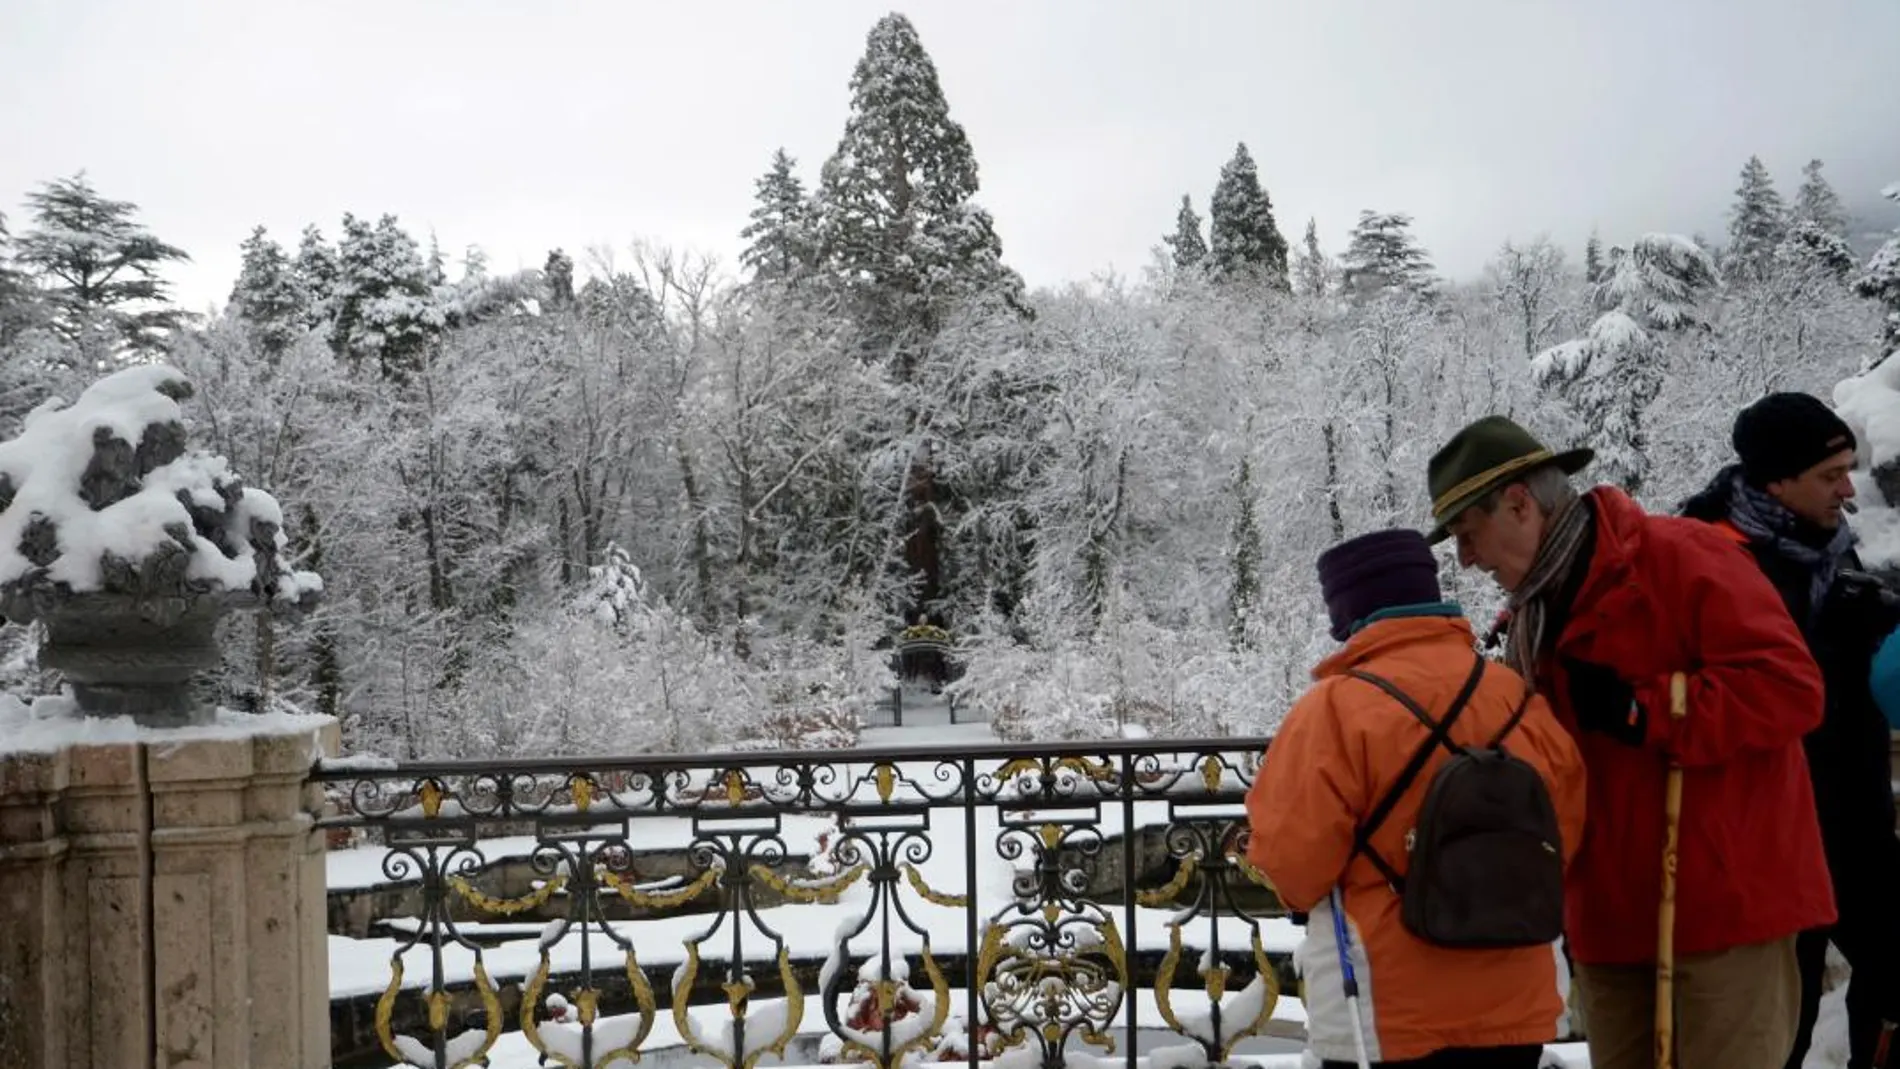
xmin=0 ymin=713 xmax=337 ymax=1068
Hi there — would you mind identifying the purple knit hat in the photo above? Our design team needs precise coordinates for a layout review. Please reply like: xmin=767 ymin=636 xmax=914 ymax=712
xmin=1315 ymin=529 xmax=1443 ymax=641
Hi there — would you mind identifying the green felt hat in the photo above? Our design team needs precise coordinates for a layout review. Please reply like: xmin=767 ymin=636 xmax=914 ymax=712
xmin=1425 ymin=416 xmax=1594 ymax=544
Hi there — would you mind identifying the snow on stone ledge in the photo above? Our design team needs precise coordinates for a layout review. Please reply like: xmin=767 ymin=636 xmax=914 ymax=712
xmin=0 ymin=363 xmax=322 ymax=604
xmin=0 ymin=690 xmax=335 ymax=757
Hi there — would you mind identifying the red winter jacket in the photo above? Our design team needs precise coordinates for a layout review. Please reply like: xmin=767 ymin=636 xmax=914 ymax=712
xmin=1542 ymin=487 xmax=1834 ymax=967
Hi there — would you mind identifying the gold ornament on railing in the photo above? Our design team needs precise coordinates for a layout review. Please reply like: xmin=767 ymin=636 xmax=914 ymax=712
xmin=670 ymin=942 xmax=803 ymax=1069
xmin=519 ymin=943 xmax=657 ymax=1069
xmin=374 ymin=956 xmax=504 ymax=1069
xmin=445 ymin=872 xmax=565 ymax=916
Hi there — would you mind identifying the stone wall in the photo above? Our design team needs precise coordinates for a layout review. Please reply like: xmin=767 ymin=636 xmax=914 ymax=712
xmin=0 ymin=715 xmax=336 ymax=1069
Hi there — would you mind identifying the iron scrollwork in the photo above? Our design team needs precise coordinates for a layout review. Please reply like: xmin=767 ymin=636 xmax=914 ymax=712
xmin=316 ymin=734 xmax=1288 ymax=1068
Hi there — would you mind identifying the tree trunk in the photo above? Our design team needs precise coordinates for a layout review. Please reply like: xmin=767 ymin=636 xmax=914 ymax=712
xmin=676 ymin=439 xmax=716 ymax=629
xmin=902 ymin=443 xmax=944 ymax=626
xmin=418 ymin=503 xmax=452 ymax=611
xmin=557 ymin=496 xmax=575 ymax=586
xmin=1323 ymin=421 xmax=1346 ymax=541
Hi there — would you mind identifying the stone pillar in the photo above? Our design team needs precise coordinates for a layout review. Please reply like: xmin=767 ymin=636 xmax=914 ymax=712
xmin=0 ymin=714 xmax=337 ymax=1069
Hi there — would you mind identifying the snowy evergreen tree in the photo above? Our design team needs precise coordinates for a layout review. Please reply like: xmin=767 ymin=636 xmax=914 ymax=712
xmin=14 ymin=172 xmax=189 ymax=358
xmin=1726 ymin=155 xmax=1789 ymax=280
xmin=740 ymin=148 xmax=817 ymax=283
xmin=811 ymin=12 xmax=1026 ymax=350
xmin=1858 ymin=182 xmax=1900 ymax=356
xmin=1164 ymin=194 xmax=1207 ymax=273
xmin=1291 ymin=218 xmax=1335 ymax=299
xmin=331 ymin=213 xmax=441 ymax=379
xmin=293 ymin=225 xmax=341 ymax=330
xmin=1792 ymin=159 xmax=1849 ymax=237
xmin=1778 ymin=221 xmax=1858 ymax=280
xmin=1584 ymin=230 xmax=1605 ymax=284
xmin=1340 ymin=211 xmax=1437 ymax=302
xmin=229 ymin=226 xmax=309 ymax=358
xmin=543 ymin=248 xmax=575 ymax=308
xmin=1533 ymin=234 xmax=1718 ymax=492
xmin=0 ymin=211 xmax=41 ymax=347
xmin=423 ymin=233 xmax=449 ymax=289
xmin=1206 ymin=143 xmax=1289 ymax=288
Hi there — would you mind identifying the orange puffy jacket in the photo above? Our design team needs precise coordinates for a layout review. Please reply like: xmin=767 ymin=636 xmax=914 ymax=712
xmin=1246 ymin=613 xmax=1587 ymax=1064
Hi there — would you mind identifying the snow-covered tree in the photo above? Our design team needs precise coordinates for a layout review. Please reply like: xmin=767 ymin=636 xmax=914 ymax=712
xmin=1206 ymin=143 xmax=1289 ymax=288
xmin=330 ymin=213 xmax=441 ymax=380
xmin=1584 ymin=230 xmax=1605 ymax=284
xmin=1792 ymin=159 xmax=1849 ymax=238
xmin=1163 ymin=194 xmax=1207 ymax=273
xmin=1487 ymin=236 xmax=1573 ymax=358
xmin=1292 ymin=218 xmax=1336 ymax=300
xmin=229 ymin=226 xmax=309 ymax=358
xmin=811 ymin=12 xmax=1026 ymax=349
xmin=1726 ymin=155 xmax=1789 ymax=281
xmin=1857 ymin=182 xmax=1900 ymax=358
xmin=1533 ymin=234 xmax=1718 ymax=493
xmin=0 ymin=211 xmax=45 ymax=348
xmin=293 ymin=225 xmax=341 ymax=329
xmin=14 ymin=172 xmax=189 ymax=359
xmin=740 ymin=148 xmax=817 ymax=284
xmin=1341 ymin=211 xmax=1437 ymax=302
xmin=542 ymin=248 xmax=575 ymax=308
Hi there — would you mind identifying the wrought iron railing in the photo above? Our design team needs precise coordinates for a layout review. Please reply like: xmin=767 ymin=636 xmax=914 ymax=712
xmin=314 ymin=736 xmax=1300 ymax=1069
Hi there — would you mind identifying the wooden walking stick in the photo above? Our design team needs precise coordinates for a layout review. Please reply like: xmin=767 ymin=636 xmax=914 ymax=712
xmin=1656 ymin=672 xmax=1689 ymax=1069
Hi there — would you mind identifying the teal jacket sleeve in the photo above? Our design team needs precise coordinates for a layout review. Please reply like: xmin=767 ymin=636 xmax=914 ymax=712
xmin=1870 ymin=628 xmax=1900 ymax=732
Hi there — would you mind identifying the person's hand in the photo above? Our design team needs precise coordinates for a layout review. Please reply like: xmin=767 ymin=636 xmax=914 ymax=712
xmin=1828 ymin=570 xmax=1900 ymax=645
xmin=1562 ymin=656 xmax=1647 ymax=746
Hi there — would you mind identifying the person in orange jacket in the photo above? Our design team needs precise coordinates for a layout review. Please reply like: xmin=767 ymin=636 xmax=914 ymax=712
xmin=1247 ymin=527 xmax=1587 ymax=1068
xmin=1428 ymin=416 xmax=1834 ymax=1069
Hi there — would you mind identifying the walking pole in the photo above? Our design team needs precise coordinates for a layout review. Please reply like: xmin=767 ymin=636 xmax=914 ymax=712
xmin=1655 ymin=672 xmax=1688 ymax=1069
xmin=1330 ymin=887 xmax=1373 ymax=1069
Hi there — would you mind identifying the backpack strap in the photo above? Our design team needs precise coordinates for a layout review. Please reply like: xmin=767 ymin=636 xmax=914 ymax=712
xmin=1483 ymin=679 xmax=1538 ymax=750
xmin=1345 ymin=653 xmax=1489 ymax=891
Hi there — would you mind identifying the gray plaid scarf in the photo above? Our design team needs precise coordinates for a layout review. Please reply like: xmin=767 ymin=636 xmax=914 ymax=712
xmin=1725 ymin=466 xmax=1855 ymax=626
xmin=1504 ymin=493 xmax=1595 ymax=683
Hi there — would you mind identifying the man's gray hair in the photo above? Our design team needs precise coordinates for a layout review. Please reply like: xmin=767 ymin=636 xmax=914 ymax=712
xmin=1476 ymin=463 xmax=1578 ymax=515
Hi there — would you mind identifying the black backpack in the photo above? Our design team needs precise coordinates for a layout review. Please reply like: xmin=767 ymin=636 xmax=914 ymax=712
xmin=1346 ymin=653 xmax=1567 ymax=950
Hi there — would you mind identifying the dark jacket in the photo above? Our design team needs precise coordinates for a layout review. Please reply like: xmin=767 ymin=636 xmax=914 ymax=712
xmin=1539 ymin=487 xmax=1833 ymax=966
xmin=1679 ymin=472 xmax=1900 ymax=851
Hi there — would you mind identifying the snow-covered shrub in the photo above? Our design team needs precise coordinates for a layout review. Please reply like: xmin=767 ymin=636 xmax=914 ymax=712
xmin=450 ymin=543 xmax=757 ymax=758
xmin=949 ymin=589 xmax=1304 ymax=743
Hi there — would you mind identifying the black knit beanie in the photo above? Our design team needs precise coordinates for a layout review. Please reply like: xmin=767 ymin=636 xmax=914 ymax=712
xmin=1733 ymin=392 xmax=1857 ymax=486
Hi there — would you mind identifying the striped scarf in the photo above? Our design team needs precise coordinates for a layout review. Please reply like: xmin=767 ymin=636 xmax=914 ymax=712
xmin=1504 ymin=493 xmax=1595 ymax=684
xmin=1725 ymin=466 xmax=1855 ymax=627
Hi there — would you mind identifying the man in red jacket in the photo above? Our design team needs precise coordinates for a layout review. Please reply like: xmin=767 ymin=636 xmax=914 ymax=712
xmin=1426 ymin=416 xmax=1835 ymax=1069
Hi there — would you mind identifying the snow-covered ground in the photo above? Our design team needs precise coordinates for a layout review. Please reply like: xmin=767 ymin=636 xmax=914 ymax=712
xmin=328 ymin=693 xmax=1600 ymax=1068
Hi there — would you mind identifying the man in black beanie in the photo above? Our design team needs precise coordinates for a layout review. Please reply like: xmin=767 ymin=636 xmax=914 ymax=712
xmin=1681 ymin=391 xmax=1900 ymax=1069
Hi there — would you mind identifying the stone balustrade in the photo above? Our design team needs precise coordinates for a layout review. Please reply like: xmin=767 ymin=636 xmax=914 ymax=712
xmin=0 ymin=711 xmax=336 ymax=1069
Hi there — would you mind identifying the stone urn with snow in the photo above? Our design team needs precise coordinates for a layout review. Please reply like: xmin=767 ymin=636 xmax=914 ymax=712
xmin=0 ymin=365 xmax=322 ymax=727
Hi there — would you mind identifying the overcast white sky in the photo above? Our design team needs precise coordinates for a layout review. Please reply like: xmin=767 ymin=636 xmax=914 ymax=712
xmin=3 ymin=0 xmax=1897 ymax=313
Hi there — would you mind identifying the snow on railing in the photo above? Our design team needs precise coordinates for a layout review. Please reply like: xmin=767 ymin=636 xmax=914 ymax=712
xmin=315 ymin=736 xmax=1304 ymax=1069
